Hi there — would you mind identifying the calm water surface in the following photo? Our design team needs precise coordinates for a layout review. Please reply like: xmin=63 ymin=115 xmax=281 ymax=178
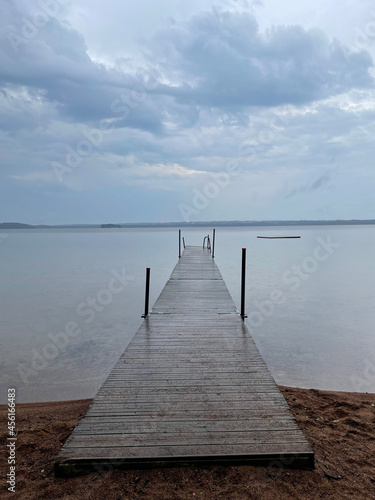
xmin=0 ymin=226 xmax=374 ymax=403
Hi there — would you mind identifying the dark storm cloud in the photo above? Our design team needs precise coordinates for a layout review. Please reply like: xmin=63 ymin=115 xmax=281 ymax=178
xmin=148 ymin=10 xmax=374 ymax=108
xmin=0 ymin=1 xmax=163 ymax=132
xmin=1 ymin=4 xmax=373 ymax=137
xmin=286 ymin=172 xmax=333 ymax=199
xmin=0 ymin=1 xmax=374 ymax=223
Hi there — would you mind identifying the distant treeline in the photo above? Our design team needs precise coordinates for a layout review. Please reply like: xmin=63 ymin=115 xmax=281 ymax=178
xmin=1 ymin=220 xmax=375 ymax=230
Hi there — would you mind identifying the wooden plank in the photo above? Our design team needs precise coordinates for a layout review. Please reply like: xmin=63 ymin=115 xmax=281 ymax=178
xmin=55 ymin=245 xmax=314 ymax=476
xmin=77 ymin=414 xmax=295 ymax=422
xmin=73 ymin=419 xmax=300 ymax=434
xmin=58 ymin=442 xmax=313 ymax=459
xmin=63 ymin=431 xmax=308 ymax=448
xmin=83 ymin=409 xmax=295 ymax=419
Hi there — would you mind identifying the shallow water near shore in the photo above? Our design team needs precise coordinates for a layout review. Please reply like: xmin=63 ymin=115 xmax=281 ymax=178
xmin=0 ymin=225 xmax=374 ymax=403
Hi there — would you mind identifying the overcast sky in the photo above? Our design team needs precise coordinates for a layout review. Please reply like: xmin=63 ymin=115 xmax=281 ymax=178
xmin=1 ymin=0 xmax=375 ymax=224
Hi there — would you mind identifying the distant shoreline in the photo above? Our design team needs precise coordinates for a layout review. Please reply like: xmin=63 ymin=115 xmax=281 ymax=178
xmin=1 ymin=219 xmax=375 ymax=230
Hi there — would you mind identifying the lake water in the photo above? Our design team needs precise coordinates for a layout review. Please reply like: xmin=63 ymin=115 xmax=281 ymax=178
xmin=0 ymin=225 xmax=374 ymax=403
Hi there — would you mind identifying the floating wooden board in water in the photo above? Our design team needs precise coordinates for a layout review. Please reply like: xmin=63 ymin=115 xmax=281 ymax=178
xmin=257 ymin=236 xmax=301 ymax=239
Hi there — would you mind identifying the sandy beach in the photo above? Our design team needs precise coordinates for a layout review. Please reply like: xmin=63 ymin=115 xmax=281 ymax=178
xmin=1 ymin=386 xmax=375 ymax=499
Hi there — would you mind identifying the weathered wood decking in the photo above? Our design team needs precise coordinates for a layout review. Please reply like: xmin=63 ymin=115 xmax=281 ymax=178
xmin=55 ymin=246 xmax=313 ymax=476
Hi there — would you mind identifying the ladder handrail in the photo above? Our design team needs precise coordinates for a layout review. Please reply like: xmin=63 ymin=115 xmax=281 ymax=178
xmin=203 ymin=235 xmax=211 ymax=252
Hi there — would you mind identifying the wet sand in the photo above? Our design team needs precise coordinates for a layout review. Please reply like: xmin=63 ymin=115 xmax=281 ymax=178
xmin=1 ymin=386 xmax=375 ymax=499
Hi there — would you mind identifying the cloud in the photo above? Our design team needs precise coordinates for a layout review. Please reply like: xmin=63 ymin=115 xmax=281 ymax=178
xmin=1 ymin=4 xmax=373 ymax=137
xmin=147 ymin=10 xmax=374 ymax=108
xmin=1 ymin=2 xmax=375 ymax=222
xmin=285 ymin=172 xmax=333 ymax=199
xmin=0 ymin=1 xmax=163 ymax=132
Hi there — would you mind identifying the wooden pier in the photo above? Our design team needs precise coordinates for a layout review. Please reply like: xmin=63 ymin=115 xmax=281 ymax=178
xmin=55 ymin=245 xmax=313 ymax=476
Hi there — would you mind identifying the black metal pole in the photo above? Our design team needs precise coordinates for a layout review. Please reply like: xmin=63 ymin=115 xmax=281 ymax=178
xmin=141 ymin=267 xmax=151 ymax=318
xmin=179 ymin=229 xmax=181 ymax=258
xmin=183 ymin=237 xmax=186 ymax=249
xmin=212 ymin=228 xmax=216 ymax=258
xmin=241 ymin=248 xmax=247 ymax=320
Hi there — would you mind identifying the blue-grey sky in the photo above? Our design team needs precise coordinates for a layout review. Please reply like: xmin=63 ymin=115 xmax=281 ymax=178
xmin=1 ymin=0 xmax=375 ymax=224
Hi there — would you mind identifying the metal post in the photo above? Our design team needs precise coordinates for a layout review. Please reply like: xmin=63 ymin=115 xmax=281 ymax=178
xmin=141 ymin=267 xmax=151 ymax=318
xmin=183 ymin=237 xmax=186 ymax=249
xmin=212 ymin=228 xmax=216 ymax=258
xmin=240 ymin=248 xmax=247 ymax=320
xmin=179 ymin=229 xmax=181 ymax=258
